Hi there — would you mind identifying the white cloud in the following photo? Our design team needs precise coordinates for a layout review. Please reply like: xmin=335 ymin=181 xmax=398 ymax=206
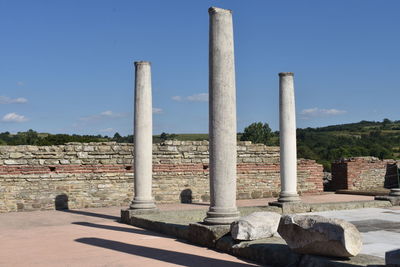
xmin=80 ymin=110 xmax=127 ymax=121
xmin=2 ymin=112 xmax=28 ymax=123
xmin=322 ymin=109 xmax=347 ymax=115
xmin=0 ymin=96 xmax=28 ymax=104
xmin=99 ymin=128 xmax=114 ymax=133
xmin=152 ymin=108 xmax=163 ymax=114
xmin=300 ymin=107 xmax=347 ymax=119
xmin=171 ymin=93 xmax=208 ymax=102
xmin=100 ymin=110 xmax=113 ymax=116
xmin=187 ymin=93 xmax=208 ymax=102
xmin=16 ymin=81 xmax=24 ymax=86
xmin=171 ymin=96 xmax=182 ymax=101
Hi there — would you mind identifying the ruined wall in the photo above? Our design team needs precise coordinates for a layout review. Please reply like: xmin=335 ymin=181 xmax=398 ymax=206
xmin=0 ymin=141 xmax=323 ymax=213
xmin=330 ymin=157 xmax=398 ymax=191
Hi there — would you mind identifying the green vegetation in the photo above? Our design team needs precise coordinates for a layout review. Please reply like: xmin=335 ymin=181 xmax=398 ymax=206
xmin=0 ymin=130 xmax=109 ymax=146
xmin=240 ymin=122 xmax=278 ymax=146
xmin=296 ymin=119 xmax=400 ymax=171
xmin=238 ymin=119 xmax=400 ymax=171
xmin=1 ymin=119 xmax=399 ymax=172
xmin=154 ymin=133 xmax=209 ymax=142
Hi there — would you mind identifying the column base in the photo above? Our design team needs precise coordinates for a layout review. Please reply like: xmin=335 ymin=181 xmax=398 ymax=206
xmin=389 ymin=188 xmax=400 ymax=197
xmin=129 ymin=198 xmax=157 ymax=210
xmin=277 ymin=192 xmax=300 ymax=203
xmin=203 ymin=207 xmax=240 ymax=225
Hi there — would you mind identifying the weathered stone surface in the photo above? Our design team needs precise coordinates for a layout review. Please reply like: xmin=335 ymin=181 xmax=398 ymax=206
xmin=270 ymin=201 xmax=311 ymax=214
xmin=390 ymin=188 xmax=400 ymax=196
xmin=330 ymin=157 xmax=398 ymax=191
xmin=386 ymin=249 xmax=400 ymax=266
xmin=0 ymin=142 xmax=324 ymax=213
xmin=278 ymin=72 xmax=300 ymax=203
xmin=120 ymin=208 xmax=159 ymax=223
xmin=278 ymin=214 xmax=362 ymax=257
xmin=230 ymin=211 xmax=281 ymax=240
xmin=188 ymin=222 xmax=230 ymax=248
xmin=216 ymin=235 xmax=301 ymax=267
xmin=123 ymin=208 xmax=383 ymax=267
xmin=204 ymin=7 xmax=240 ymax=225
xmin=375 ymin=195 xmax=400 ymax=206
xmin=129 ymin=214 xmax=189 ymax=240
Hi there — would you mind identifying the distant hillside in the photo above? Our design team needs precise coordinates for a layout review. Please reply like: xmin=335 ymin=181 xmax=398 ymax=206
xmin=1 ymin=119 xmax=399 ymax=171
xmin=296 ymin=119 xmax=400 ymax=170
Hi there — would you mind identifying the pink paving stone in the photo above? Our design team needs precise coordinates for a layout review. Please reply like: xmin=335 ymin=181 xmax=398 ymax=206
xmin=0 ymin=194 xmax=375 ymax=266
xmin=0 ymin=208 xmax=258 ymax=267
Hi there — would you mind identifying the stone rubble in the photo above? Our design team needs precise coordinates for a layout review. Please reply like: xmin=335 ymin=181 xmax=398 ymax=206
xmin=230 ymin=211 xmax=281 ymax=240
xmin=278 ymin=214 xmax=362 ymax=257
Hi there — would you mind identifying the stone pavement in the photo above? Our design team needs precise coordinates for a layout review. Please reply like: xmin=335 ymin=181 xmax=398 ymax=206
xmin=0 ymin=193 xmax=389 ymax=267
xmin=0 ymin=207 xmax=259 ymax=267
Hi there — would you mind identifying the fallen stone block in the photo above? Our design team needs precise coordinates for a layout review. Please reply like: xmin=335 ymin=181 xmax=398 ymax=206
xmin=188 ymin=223 xmax=230 ymax=248
xmin=216 ymin=235 xmax=301 ymax=267
xmin=230 ymin=211 xmax=281 ymax=240
xmin=386 ymin=249 xmax=400 ymax=267
xmin=278 ymin=214 xmax=362 ymax=258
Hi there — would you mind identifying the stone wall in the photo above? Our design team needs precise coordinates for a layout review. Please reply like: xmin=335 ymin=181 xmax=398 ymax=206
xmin=330 ymin=157 xmax=399 ymax=190
xmin=0 ymin=141 xmax=324 ymax=213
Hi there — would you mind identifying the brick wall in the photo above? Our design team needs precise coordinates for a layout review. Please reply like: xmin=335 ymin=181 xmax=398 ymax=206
xmin=330 ymin=157 xmax=399 ymax=191
xmin=0 ymin=141 xmax=324 ymax=213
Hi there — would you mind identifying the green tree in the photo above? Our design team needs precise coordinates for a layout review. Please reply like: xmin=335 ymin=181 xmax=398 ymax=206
xmin=160 ymin=132 xmax=169 ymax=142
xmin=112 ymin=132 xmax=122 ymax=142
xmin=240 ymin=122 xmax=274 ymax=145
xmin=26 ymin=129 xmax=39 ymax=145
xmin=159 ymin=132 xmax=178 ymax=142
xmin=382 ymin=118 xmax=392 ymax=129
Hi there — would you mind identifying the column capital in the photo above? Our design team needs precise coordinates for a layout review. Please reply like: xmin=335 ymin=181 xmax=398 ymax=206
xmin=208 ymin=7 xmax=232 ymax=15
xmin=279 ymin=72 xmax=294 ymax=77
xmin=134 ymin=61 xmax=151 ymax=66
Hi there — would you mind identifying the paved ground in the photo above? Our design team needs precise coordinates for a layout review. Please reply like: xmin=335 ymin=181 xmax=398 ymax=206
xmin=0 ymin=193 xmax=388 ymax=267
xmin=0 ymin=207 xmax=259 ymax=267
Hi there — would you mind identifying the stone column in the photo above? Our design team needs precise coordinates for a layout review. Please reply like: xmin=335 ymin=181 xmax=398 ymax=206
xmin=204 ymin=7 xmax=240 ymax=225
xmin=130 ymin=61 xmax=156 ymax=210
xmin=278 ymin=72 xmax=300 ymax=203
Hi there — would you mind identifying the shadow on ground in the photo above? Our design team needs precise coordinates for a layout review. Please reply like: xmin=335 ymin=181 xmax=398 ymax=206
xmin=72 ymin=222 xmax=163 ymax=237
xmin=76 ymin=237 xmax=258 ymax=267
xmin=60 ymin=209 xmax=119 ymax=221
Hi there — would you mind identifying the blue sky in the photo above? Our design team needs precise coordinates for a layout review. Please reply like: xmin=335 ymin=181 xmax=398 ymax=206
xmin=0 ymin=0 xmax=399 ymax=135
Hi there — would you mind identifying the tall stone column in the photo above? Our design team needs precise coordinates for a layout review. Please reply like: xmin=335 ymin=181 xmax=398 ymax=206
xmin=278 ymin=72 xmax=300 ymax=203
xmin=130 ymin=61 xmax=156 ymax=210
xmin=204 ymin=7 xmax=240 ymax=225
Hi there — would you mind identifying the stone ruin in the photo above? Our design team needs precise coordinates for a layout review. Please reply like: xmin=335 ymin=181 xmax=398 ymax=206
xmin=124 ymin=7 xmax=304 ymax=224
xmin=118 ymin=7 xmax=400 ymax=266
